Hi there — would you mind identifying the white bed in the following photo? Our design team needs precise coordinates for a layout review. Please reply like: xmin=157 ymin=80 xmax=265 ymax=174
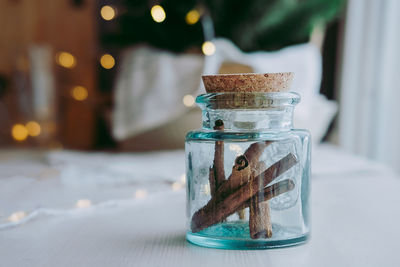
xmin=0 ymin=144 xmax=399 ymax=267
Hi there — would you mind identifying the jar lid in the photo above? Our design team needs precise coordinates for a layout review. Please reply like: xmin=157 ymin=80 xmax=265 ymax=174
xmin=202 ymin=73 xmax=294 ymax=93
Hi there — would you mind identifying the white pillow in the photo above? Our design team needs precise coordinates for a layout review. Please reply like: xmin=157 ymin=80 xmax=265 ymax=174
xmin=112 ymin=38 xmax=337 ymax=146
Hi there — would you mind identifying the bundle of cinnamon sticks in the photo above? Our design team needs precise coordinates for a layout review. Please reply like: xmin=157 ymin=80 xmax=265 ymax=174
xmin=191 ymin=120 xmax=297 ymax=239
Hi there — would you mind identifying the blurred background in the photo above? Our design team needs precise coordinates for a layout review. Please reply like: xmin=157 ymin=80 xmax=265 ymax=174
xmin=0 ymin=0 xmax=399 ymax=172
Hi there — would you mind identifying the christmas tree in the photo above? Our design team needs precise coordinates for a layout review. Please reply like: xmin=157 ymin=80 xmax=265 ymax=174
xmin=102 ymin=0 xmax=346 ymax=52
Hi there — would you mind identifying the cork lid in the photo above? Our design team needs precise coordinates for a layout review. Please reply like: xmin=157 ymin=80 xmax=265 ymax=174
xmin=202 ymin=72 xmax=294 ymax=93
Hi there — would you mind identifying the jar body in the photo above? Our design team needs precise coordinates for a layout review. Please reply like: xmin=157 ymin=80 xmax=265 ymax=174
xmin=185 ymin=116 xmax=311 ymax=249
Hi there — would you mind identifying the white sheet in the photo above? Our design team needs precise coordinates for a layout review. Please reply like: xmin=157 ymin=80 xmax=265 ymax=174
xmin=0 ymin=145 xmax=399 ymax=266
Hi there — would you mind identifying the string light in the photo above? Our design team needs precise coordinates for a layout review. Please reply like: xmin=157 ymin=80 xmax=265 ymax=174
xmin=7 ymin=211 xmax=27 ymax=222
xmin=182 ymin=94 xmax=195 ymax=107
xmin=76 ymin=199 xmax=92 ymax=208
xmin=71 ymin=86 xmax=88 ymax=101
xmin=180 ymin=174 xmax=186 ymax=184
xmin=185 ymin=9 xmax=201 ymax=25
xmin=151 ymin=5 xmax=166 ymax=23
xmin=56 ymin=51 xmax=76 ymax=69
xmin=25 ymin=121 xmax=41 ymax=137
xmin=134 ymin=189 xmax=148 ymax=199
xmin=100 ymin=5 xmax=116 ymax=21
xmin=202 ymin=41 xmax=216 ymax=56
xmin=100 ymin=54 xmax=115 ymax=69
xmin=11 ymin=124 xmax=28 ymax=141
xmin=172 ymin=182 xmax=184 ymax=191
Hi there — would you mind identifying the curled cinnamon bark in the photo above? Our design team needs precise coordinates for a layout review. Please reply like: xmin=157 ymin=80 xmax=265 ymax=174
xmin=217 ymin=141 xmax=272 ymax=200
xmin=234 ymin=142 xmax=271 ymax=220
xmin=191 ymin=153 xmax=298 ymax=233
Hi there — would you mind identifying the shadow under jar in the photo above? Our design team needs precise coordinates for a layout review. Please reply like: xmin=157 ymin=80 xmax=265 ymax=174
xmin=185 ymin=92 xmax=311 ymax=249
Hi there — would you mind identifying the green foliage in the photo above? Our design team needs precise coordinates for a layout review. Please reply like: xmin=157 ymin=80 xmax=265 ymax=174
xmin=107 ymin=0 xmax=346 ymax=52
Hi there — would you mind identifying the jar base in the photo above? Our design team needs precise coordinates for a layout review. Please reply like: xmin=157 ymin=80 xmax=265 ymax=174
xmin=186 ymin=232 xmax=309 ymax=250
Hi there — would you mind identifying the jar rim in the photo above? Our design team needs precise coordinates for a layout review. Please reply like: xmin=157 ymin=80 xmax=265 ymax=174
xmin=196 ymin=92 xmax=300 ymax=110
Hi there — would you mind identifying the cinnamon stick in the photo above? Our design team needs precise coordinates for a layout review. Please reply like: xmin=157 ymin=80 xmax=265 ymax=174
xmin=213 ymin=119 xmax=225 ymax=189
xmin=209 ymin=120 xmax=225 ymax=198
xmin=208 ymin=167 xmax=216 ymax=197
xmin=245 ymin=179 xmax=295 ymax=207
xmin=249 ymin=160 xmax=272 ymax=239
xmin=191 ymin=153 xmax=298 ymax=233
xmin=236 ymin=161 xmax=267 ymax=220
xmin=217 ymin=141 xmax=272 ymax=200
xmin=212 ymin=141 xmax=271 ymax=220
xmin=249 ymin=196 xmax=272 ymax=239
xmin=230 ymin=155 xmax=251 ymax=220
xmin=237 ymin=179 xmax=295 ymax=210
xmin=230 ymin=142 xmax=271 ymax=220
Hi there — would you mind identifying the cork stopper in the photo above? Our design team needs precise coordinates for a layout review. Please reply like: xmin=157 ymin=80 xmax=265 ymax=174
xmin=202 ymin=73 xmax=294 ymax=93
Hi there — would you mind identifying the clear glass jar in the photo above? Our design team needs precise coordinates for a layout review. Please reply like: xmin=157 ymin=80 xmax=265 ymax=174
xmin=185 ymin=92 xmax=311 ymax=249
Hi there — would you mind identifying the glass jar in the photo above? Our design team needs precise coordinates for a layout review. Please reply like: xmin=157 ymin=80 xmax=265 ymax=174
xmin=185 ymin=92 xmax=311 ymax=249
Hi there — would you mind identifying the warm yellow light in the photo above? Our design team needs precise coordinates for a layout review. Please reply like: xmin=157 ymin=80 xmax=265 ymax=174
xmin=7 ymin=211 xmax=27 ymax=222
xmin=172 ymin=182 xmax=183 ymax=191
xmin=25 ymin=121 xmax=41 ymax=137
xmin=202 ymin=41 xmax=216 ymax=56
xmin=134 ymin=189 xmax=148 ymax=199
xmin=180 ymin=174 xmax=186 ymax=184
xmin=185 ymin=9 xmax=200 ymax=25
xmin=100 ymin=54 xmax=115 ymax=69
xmin=151 ymin=5 xmax=166 ymax=23
xmin=71 ymin=86 xmax=88 ymax=101
xmin=11 ymin=124 xmax=28 ymax=141
xmin=76 ymin=199 xmax=91 ymax=208
xmin=100 ymin=5 xmax=116 ymax=21
xmin=182 ymin=94 xmax=195 ymax=107
xmin=56 ymin=52 xmax=76 ymax=69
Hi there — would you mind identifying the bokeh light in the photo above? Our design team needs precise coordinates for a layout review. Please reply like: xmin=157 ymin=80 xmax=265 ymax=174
xmin=71 ymin=86 xmax=88 ymax=101
xmin=25 ymin=121 xmax=41 ymax=137
xmin=100 ymin=54 xmax=115 ymax=69
xmin=172 ymin=182 xmax=184 ymax=191
xmin=100 ymin=5 xmax=116 ymax=21
xmin=151 ymin=5 xmax=166 ymax=23
xmin=182 ymin=94 xmax=195 ymax=107
xmin=202 ymin=41 xmax=216 ymax=56
xmin=180 ymin=174 xmax=186 ymax=184
xmin=134 ymin=189 xmax=148 ymax=199
xmin=56 ymin=51 xmax=76 ymax=69
xmin=7 ymin=211 xmax=27 ymax=222
xmin=11 ymin=124 xmax=28 ymax=141
xmin=76 ymin=199 xmax=92 ymax=208
xmin=185 ymin=9 xmax=200 ymax=25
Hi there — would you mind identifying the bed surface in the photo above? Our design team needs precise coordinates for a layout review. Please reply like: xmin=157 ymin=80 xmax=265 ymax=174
xmin=1 ymin=144 xmax=399 ymax=267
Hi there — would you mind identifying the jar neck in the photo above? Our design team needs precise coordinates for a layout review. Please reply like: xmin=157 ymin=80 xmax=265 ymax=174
xmin=197 ymin=92 xmax=300 ymax=131
xmin=202 ymin=107 xmax=294 ymax=131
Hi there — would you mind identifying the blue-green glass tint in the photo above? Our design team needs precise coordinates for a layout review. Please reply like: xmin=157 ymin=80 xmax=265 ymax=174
xmin=185 ymin=92 xmax=311 ymax=249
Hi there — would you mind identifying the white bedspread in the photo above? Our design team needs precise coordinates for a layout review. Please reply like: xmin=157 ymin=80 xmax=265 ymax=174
xmin=0 ymin=144 xmax=399 ymax=267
